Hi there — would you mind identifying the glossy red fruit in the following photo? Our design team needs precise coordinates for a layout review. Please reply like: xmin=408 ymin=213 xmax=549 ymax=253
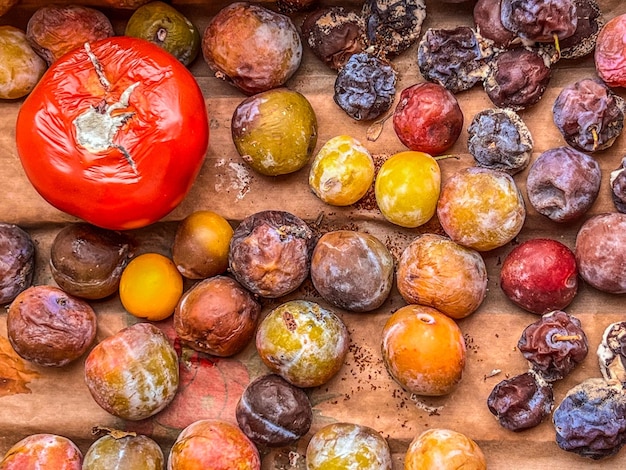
xmin=500 ymin=238 xmax=578 ymax=314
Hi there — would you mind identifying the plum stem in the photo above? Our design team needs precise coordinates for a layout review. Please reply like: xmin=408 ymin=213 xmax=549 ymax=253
xmin=553 ymin=334 xmax=582 ymax=342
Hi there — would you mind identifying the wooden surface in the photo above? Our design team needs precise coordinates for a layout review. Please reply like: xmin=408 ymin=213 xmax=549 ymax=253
xmin=2 ymin=1 xmax=626 ymax=468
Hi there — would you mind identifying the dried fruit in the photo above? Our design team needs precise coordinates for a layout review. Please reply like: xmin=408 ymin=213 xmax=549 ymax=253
xmin=255 ymin=299 xmax=350 ymax=388
xmin=500 ymin=0 xmax=578 ymax=43
xmin=487 ymin=371 xmax=554 ymax=431
xmin=595 ymin=13 xmax=626 ymax=88
xmin=597 ymin=322 xmax=626 ymax=383
xmin=518 ymin=310 xmax=588 ymax=381
xmin=473 ymin=0 xmax=518 ymax=48
xmin=0 ymin=223 xmax=35 ymax=305
xmin=559 ymin=0 xmax=604 ymax=60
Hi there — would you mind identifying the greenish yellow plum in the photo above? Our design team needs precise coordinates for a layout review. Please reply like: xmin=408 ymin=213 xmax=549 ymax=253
xmin=0 ymin=26 xmax=46 ymax=99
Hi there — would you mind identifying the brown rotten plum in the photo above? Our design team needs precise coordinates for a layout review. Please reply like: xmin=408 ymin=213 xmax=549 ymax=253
xmin=500 ymin=0 xmax=578 ymax=44
xmin=393 ymin=82 xmax=463 ymax=155
xmin=396 ymin=233 xmax=487 ymax=320
xmin=526 ymin=146 xmax=601 ymax=223
xmin=575 ymin=212 xmax=626 ymax=294
xmin=255 ymin=300 xmax=349 ymax=388
xmin=174 ymin=275 xmax=261 ymax=357
xmin=236 ymin=374 xmax=313 ymax=447
xmin=84 ymin=322 xmax=179 ymax=421
xmin=500 ymin=238 xmax=578 ymax=315
xmin=473 ymin=0 xmax=518 ymax=48
xmin=7 ymin=286 xmax=97 ymax=367
xmin=310 ymin=230 xmax=394 ymax=312
xmin=598 ymin=322 xmax=626 ymax=383
xmin=0 ymin=223 xmax=35 ymax=305
xmin=229 ymin=210 xmax=315 ymax=298
xmin=202 ymin=2 xmax=302 ymax=94
xmin=518 ymin=310 xmax=588 ymax=382
xmin=49 ymin=223 xmax=133 ymax=300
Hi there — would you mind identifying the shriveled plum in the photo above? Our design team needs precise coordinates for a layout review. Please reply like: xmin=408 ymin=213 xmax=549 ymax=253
xmin=559 ymin=0 xmax=604 ymax=60
xmin=611 ymin=157 xmax=626 ymax=213
xmin=487 ymin=371 xmax=554 ymax=431
xmin=467 ymin=108 xmax=533 ymax=174
xmin=483 ymin=47 xmax=551 ymax=110
xmin=518 ymin=310 xmax=588 ymax=381
xmin=575 ymin=212 xmax=626 ymax=294
xmin=311 ymin=230 xmax=394 ymax=312
xmin=597 ymin=322 xmax=626 ymax=384
xmin=301 ymin=6 xmax=365 ymax=70
xmin=500 ymin=0 xmax=578 ymax=43
xmin=418 ymin=26 xmax=490 ymax=94
xmin=50 ymin=223 xmax=133 ymax=300
xmin=228 ymin=210 xmax=315 ymax=298
xmin=526 ymin=146 xmax=601 ymax=223
xmin=553 ymin=378 xmax=626 ymax=459
xmin=553 ymin=78 xmax=625 ymax=152
xmin=595 ymin=13 xmax=626 ymax=88
xmin=361 ymin=0 xmax=426 ymax=57
xmin=473 ymin=0 xmax=517 ymax=48
xmin=0 ymin=223 xmax=35 ymax=305
xmin=334 ymin=52 xmax=397 ymax=121
xmin=7 ymin=285 xmax=97 ymax=367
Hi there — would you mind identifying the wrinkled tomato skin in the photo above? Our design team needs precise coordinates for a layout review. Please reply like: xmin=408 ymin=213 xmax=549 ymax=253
xmin=15 ymin=36 xmax=209 ymax=230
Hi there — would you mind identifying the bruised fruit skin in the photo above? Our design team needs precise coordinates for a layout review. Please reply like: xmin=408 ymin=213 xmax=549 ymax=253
xmin=236 ymin=374 xmax=312 ymax=447
xmin=396 ymin=233 xmax=487 ymax=320
xmin=306 ymin=422 xmax=392 ymax=470
xmin=437 ymin=167 xmax=526 ymax=252
xmin=83 ymin=431 xmax=164 ymax=470
xmin=172 ymin=210 xmax=233 ymax=280
xmin=229 ymin=210 xmax=315 ymax=298
xmin=382 ymin=304 xmax=466 ymax=396
xmin=49 ymin=223 xmax=133 ymax=300
xmin=0 ymin=433 xmax=82 ymax=469
xmin=0 ymin=223 xmax=35 ymax=305
xmin=404 ymin=428 xmax=486 ymax=470
xmin=84 ymin=322 xmax=179 ymax=421
xmin=375 ymin=151 xmax=441 ymax=228
xmin=500 ymin=238 xmax=578 ymax=315
xmin=7 ymin=286 xmax=97 ymax=367
xmin=575 ymin=212 xmax=626 ymax=294
xmin=310 ymin=230 xmax=394 ymax=312
xmin=256 ymin=300 xmax=349 ymax=388
xmin=231 ymin=89 xmax=318 ymax=176
xmin=174 ymin=275 xmax=261 ymax=357
xmin=168 ymin=419 xmax=260 ymax=470
xmin=202 ymin=2 xmax=302 ymax=94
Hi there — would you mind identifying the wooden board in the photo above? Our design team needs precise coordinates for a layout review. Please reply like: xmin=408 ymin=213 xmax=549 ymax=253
xmin=2 ymin=0 xmax=626 ymax=468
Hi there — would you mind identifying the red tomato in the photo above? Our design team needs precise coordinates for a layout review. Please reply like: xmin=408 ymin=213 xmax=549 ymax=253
xmin=15 ymin=36 xmax=209 ymax=230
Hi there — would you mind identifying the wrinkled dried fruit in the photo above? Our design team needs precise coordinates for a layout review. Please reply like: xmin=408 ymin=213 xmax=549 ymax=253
xmin=611 ymin=157 xmax=626 ymax=213
xmin=301 ymin=6 xmax=365 ymax=70
xmin=553 ymin=78 xmax=625 ymax=152
xmin=597 ymin=322 xmax=626 ymax=383
xmin=526 ymin=146 xmax=601 ymax=223
xmin=559 ymin=0 xmax=604 ymax=59
xmin=7 ymin=286 xmax=97 ymax=367
xmin=26 ymin=5 xmax=114 ymax=65
xmin=236 ymin=374 xmax=312 ymax=447
xmin=467 ymin=108 xmax=533 ymax=174
xmin=0 ymin=223 xmax=35 ymax=305
xmin=483 ymin=47 xmax=551 ymax=110
xmin=473 ymin=0 xmax=518 ymax=48
xmin=174 ymin=275 xmax=260 ymax=357
xmin=418 ymin=26 xmax=489 ymax=94
xmin=575 ymin=212 xmax=626 ymax=294
xmin=334 ymin=52 xmax=397 ymax=121
xmin=202 ymin=2 xmax=302 ymax=94
xmin=595 ymin=13 xmax=626 ymax=88
xmin=310 ymin=230 xmax=394 ymax=312
xmin=229 ymin=210 xmax=315 ymax=298
xmin=50 ymin=223 xmax=133 ymax=300
xmin=500 ymin=0 xmax=578 ymax=43
xmin=255 ymin=299 xmax=350 ymax=388
xmin=487 ymin=371 xmax=554 ymax=432
xmin=553 ymin=378 xmax=626 ymax=459
xmin=396 ymin=233 xmax=488 ymax=319
xmin=518 ymin=310 xmax=588 ymax=381
xmin=362 ymin=0 xmax=426 ymax=57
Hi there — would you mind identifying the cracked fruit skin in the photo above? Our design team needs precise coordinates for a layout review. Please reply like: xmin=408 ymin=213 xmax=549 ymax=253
xmin=168 ymin=419 xmax=260 ymax=470
xmin=231 ymin=88 xmax=317 ymax=176
xmin=84 ymin=322 xmax=179 ymax=421
xmin=375 ymin=151 xmax=441 ymax=228
xmin=382 ymin=304 xmax=466 ymax=396
xmin=0 ymin=434 xmax=82 ymax=469
xmin=255 ymin=300 xmax=349 ymax=388
xmin=15 ymin=36 xmax=209 ymax=231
